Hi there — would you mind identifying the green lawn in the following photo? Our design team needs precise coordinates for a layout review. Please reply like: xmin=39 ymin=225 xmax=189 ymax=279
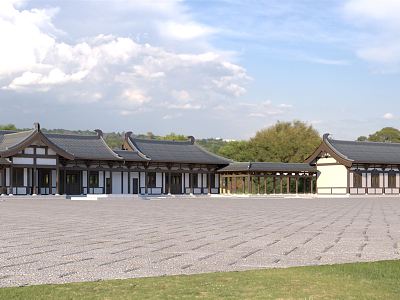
xmin=1 ymin=260 xmax=400 ymax=300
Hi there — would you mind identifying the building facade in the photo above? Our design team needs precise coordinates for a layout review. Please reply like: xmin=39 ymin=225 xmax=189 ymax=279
xmin=1 ymin=124 xmax=396 ymax=197
xmin=0 ymin=123 xmax=230 ymax=196
xmin=306 ymin=133 xmax=400 ymax=195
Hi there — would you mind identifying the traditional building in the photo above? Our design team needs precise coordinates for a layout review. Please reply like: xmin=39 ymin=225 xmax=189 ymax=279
xmin=0 ymin=123 xmax=230 ymax=196
xmin=1 ymin=124 xmax=396 ymax=197
xmin=306 ymin=133 xmax=400 ymax=195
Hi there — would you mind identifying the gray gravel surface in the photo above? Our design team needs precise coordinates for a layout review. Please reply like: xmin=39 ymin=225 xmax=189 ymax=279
xmin=0 ymin=196 xmax=399 ymax=287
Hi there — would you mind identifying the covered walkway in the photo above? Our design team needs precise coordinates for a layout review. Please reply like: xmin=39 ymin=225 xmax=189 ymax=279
xmin=218 ymin=162 xmax=317 ymax=195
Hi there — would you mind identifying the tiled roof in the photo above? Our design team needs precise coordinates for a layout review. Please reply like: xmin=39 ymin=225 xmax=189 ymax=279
xmin=0 ymin=157 xmax=11 ymax=165
xmin=113 ymin=150 xmax=149 ymax=162
xmin=328 ymin=139 xmax=400 ymax=164
xmin=45 ymin=133 xmax=121 ymax=161
xmin=0 ymin=130 xmax=35 ymax=151
xmin=128 ymin=137 xmax=231 ymax=165
xmin=218 ymin=162 xmax=316 ymax=173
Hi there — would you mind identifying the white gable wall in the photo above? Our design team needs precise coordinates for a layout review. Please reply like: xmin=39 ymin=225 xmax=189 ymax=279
xmin=316 ymin=156 xmax=348 ymax=194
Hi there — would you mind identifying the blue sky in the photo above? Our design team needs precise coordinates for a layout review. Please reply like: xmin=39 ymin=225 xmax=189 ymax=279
xmin=0 ymin=0 xmax=399 ymax=140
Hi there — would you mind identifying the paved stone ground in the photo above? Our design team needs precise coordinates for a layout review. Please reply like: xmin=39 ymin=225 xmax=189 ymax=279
xmin=0 ymin=196 xmax=399 ymax=287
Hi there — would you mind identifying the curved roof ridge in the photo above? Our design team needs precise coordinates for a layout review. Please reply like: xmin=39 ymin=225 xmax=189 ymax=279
xmin=331 ymin=138 xmax=400 ymax=146
xmin=45 ymin=132 xmax=98 ymax=139
xmin=131 ymin=137 xmax=192 ymax=145
xmin=98 ymin=135 xmax=123 ymax=160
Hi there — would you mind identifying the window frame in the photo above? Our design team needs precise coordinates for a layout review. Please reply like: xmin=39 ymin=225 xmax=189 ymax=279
xmin=388 ymin=172 xmax=396 ymax=188
xmin=12 ymin=168 xmax=24 ymax=187
xmin=371 ymin=173 xmax=380 ymax=188
xmin=353 ymin=172 xmax=362 ymax=188
xmin=89 ymin=171 xmax=99 ymax=188
xmin=147 ymin=172 xmax=157 ymax=188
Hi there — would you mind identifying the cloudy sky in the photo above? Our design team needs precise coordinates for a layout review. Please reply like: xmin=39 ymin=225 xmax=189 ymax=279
xmin=0 ymin=0 xmax=399 ymax=139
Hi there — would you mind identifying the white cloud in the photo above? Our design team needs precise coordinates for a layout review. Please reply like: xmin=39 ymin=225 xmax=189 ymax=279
xmin=163 ymin=21 xmax=216 ymax=40
xmin=0 ymin=0 xmax=249 ymax=117
xmin=383 ymin=112 xmax=394 ymax=120
xmin=344 ymin=0 xmax=400 ymax=69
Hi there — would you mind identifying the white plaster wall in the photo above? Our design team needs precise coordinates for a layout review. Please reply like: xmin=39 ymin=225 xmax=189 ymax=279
xmin=13 ymin=157 xmax=34 ymax=165
xmin=384 ymin=173 xmax=388 ymax=188
xmin=36 ymin=158 xmax=56 ymax=165
xmin=397 ymin=174 xmax=400 ymax=187
xmin=7 ymin=168 xmax=11 ymax=186
xmin=82 ymin=171 xmax=87 ymax=188
xmin=99 ymin=171 xmax=104 ymax=188
xmin=140 ymin=172 xmax=145 ymax=187
xmin=185 ymin=173 xmax=189 ymax=187
xmin=316 ymin=157 xmax=348 ymax=194
xmin=112 ymin=172 xmax=122 ymax=194
xmin=36 ymin=148 xmax=46 ymax=155
xmin=23 ymin=168 xmax=27 ymax=186
xmin=25 ymin=147 xmax=34 ymax=154
xmin=51 ymin=170 xmax=56 ymax=187
xmin=203 ymin=174 xmax=207 ymax=187
xmin=349 ymin=172 xmax=354 ymax=187
xmin=156 ymin=172 xmax=162 ymax=187
xmin=362 ymin=173 xmax=367 ymax=187
xmin=123 ymin=172 xmax=128 ymax=194
xmin=215 ymin=174 xmax=219 ymax=188
xmin=380 ymin=173 xmax=384 ymax=187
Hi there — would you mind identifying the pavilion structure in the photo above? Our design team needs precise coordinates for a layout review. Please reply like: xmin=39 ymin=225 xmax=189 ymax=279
xmin=217 ymin=162 xmax=317 ymax=195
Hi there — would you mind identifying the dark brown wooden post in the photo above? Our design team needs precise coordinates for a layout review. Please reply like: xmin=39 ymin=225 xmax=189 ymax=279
xmin=257 ymin=177 xmax=260 ymax=194
xmin=56 ymin=160 xmax=60 ymax=195
xmin=280 ymin=176 xmax=283 ymax=194
xmin=286 ymin=177 xmax=290 ymax=194
xmin=128 ymin=168 xmax=131 ymax=194
xmin=208 ymin=173 xmax=211 ymax=194
xmin=144 ymin=169 xmax=148 ymax=195
xmin=273 ymin=176 xmax=276 ymax=194
xmin=310 ymin=177 xmax=314 ymax=194
xmin=168 ymin=171 xmax=172 ymax=195
xmin=1 ymin=168 xmax=5 ymax=195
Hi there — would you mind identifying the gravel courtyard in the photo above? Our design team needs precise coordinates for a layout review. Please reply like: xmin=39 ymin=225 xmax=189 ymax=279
xmin=1 ymin=196 xmax=399 ymax=287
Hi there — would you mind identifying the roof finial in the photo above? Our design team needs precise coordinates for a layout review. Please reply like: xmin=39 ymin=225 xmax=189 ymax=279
xmin=34 ymin=122 xmax=40 ymax=131
xmin=188 ymin=136 xmax=195 ymax=144
xmin=94 ymin=129 xmax=103 ymax=138
xmin=323 ymin=133 xmax=330 ymax=141
xmin=125 ymin=131 xmax=133 ymax=140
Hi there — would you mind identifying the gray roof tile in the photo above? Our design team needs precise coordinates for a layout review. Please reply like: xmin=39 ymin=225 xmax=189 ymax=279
xmin=46 ymin=133 xmax=121 ymax=160
xmin=329 ymin=139 xmax=400 ymax=164
xmin=0 ymin=130 xmax=35 ymax=151
xmin=114 ymin=150 xmax=149 ymax=162
xmin=129 ymin=137 xmax=231 ymax=165
xmin=218 ymin=162 xmax=316 ymax=173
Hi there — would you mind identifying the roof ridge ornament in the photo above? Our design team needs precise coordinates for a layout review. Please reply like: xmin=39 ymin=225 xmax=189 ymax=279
xmin=125 ymin=131 xmax=133 ymax=139
xmin=34 ymin=122 xmax=40 ymax=131
xmin=188 ymin=136 xmax=195 ymax=144
xmin=323 ymin=133 xmax=330 ymax=141
xmin=94 ymin=129 xmax=103 ymax=138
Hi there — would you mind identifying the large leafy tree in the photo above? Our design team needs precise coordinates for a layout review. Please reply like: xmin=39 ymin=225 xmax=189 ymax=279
xmin=248 ymin=121 xmax=321 ymax=163
xmin=358 ymin=127 xmax=400 ymax=143
xmin=217 ymin=121 xmax=321 ymax=163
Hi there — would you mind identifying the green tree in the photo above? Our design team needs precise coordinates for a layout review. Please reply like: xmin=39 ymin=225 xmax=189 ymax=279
xmin=363 ymin=127 xmax=400 ymax=143
xmin=218 ymin=141 xmax=251 ymax=161
xmin=0 ymin=124 xmax=17 ymax=130
xmin=248 ymin=121 xmax=321 ymax=163
xmin=162 ymin=133 xmax=188 ymax=141
xmin=357 ymin=136 xmax=368 ymax=141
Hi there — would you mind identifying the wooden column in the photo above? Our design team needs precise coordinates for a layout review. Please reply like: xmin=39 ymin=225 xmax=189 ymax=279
xmin=264 ymin=176 xmax=267 ymax=194
xmin=280 ymin=177 xmax=283 ymax=194
xmin=49 ymin=169 xmax=52 ymax=195
xmin=64 ymin=169 xmax=67 ymax=195
xmin=9 ymin=166 xmax=13 ymax=195
xmin=201 ymin=172 xmax=204 ymax=194
xmin=128 ymin=169 xmax=131 ymax=194
xmin=144 ymin=170 xmax=148 ymax=195
xmin=247 ymin=174 xmax=251 ymax=194
xmin=168 ymin=172 xmax=171 ymax=194
xmin=273 ymin=176 xmax=276 ymax=194
xmin=304 ymin=177 xmax=306 ymax=194
xmin=1 ymin=168 xmax=5 ymax=195
xmin=257 ymin=177 xmax=260 ymax=194
xmin=103 ymin=171 xmax=106 ymax=194
xmin=242 ymin=177 xmax=245 ymax=193
xmin=208 ymin=173 xmax=211 ymax=194
xmin=295 ymin=175 xmax=298 ymax=194
xmin=190 ymin=173 xmax=194 ymax=194
xmin=56 ymin=161 xmax=60 ymax=195
xmin=286 ymin=177 xmax=290 ymax=194
xmin=310 ymin=177 xmax=314 ymax=194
